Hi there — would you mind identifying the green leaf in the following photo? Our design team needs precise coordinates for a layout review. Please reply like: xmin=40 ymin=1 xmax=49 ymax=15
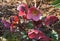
xmin=51 ymin=30 xmax=58 ymax=41
xmin=23 ymin=35 xmax=27 ymax=38
xmin=52 ymin=0 xmax=60 ymax=8
xmin=3 ymin=31 xmax=20 ymax=41
xmin=52 ymin=0 xmax=60 ymax=5
xmin=26 ymin=21 xmax=34 ymax=29
xmin=44 ymin=30 xmax=58 ymax=41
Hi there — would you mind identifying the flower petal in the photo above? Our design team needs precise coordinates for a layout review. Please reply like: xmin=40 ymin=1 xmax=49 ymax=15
xmin=18 ymin=11 xmax=26 ymax=16
xmin=32 ymin=14 xmax=41 ymax=21
xmin=27 ymin=11 xmax=32 ymax=19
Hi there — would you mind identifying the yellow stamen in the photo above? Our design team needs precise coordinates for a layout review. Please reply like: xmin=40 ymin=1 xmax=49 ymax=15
xmin=32 ymin=10 xmax=38 ymax=15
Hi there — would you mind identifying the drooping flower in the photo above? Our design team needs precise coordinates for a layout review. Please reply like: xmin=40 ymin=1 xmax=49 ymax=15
xmin=28 ymin=29 xmax=49 ymax=40
xmin=17 ymin=3 xmax=28 ymax=16
xmin=27 ymin=6 xmax=42 ymax=21
xmin=45 ymin=15 xmax=59 ymax=26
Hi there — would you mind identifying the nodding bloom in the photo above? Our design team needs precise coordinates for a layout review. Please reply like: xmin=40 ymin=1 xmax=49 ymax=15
xmin=45 ymin=15 xmax=59 ymax=26
xmin=27 ymin=6 xmax=42 ymax=21
xmin=28 ymin=29 xmax=49 ymax=40
xmin=17 ymin=3 xmax=28 ymax=16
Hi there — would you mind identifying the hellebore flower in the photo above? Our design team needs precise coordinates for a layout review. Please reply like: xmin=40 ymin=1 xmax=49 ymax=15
xmin=17 ymin=3 xmax=28 ymax=16
xmin=28 ymin=29 xmax=49 ymax=40
xmin=27 ymin=6 xmax=42 ymax=21
xmin=1 ymin=20 xmax=10 ymax=28
xmin=45 ymin=15 xmax=59 ymax=26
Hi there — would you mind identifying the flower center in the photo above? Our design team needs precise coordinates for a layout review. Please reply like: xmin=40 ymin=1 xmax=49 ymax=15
xmin=32 ymin=10 xmax=38 ymax=15
xmin=21 ymin=6 xmax=26 ymax=11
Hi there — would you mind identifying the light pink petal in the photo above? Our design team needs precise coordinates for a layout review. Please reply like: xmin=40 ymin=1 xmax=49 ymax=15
xmin=32 ymin=16 xmax=39 ymax=21
xmin=27 ymin=14 xmax=32 ymax=19
xmin=27 ymin=10 xmax=32 ymax=19
xmin=28 ymin=33 xmax=36 ymax=39
xmin=17 ymin=5 xmax=21 ymax=11
xmin=17 ymin=3 xmax=28 ymax=11
xmin=28 ymin=32 xmax=33 ymax=35
xmin=32 ymin=14 xmax=41 ymax=21
xmin=17 ymin=3 xmax=25 ymax=11
xmin=32 ymin=29 xmax=39 ymax=34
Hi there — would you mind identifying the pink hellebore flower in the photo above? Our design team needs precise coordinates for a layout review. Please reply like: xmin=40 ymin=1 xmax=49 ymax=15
xmin=17 ymin=3 xmax=28 ymax=16
xmin=27 ymin=6 xmax=42 ymax=21
xmin=45 ymin=15 xmax=59 ymax=26
xmin=28 ymin=29 xmax=48 ymax=40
